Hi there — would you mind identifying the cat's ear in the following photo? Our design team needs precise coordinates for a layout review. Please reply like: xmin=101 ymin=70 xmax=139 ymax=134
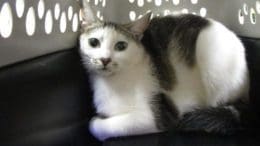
xmin=124 ymin=12 xmax=152 ymax=39
xmin=81 ymin=0 xmax=98 ymax=27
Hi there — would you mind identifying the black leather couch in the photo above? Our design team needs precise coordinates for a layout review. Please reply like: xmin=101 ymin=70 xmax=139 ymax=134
xmin=0 ymin=37 xmax=260 ymax=146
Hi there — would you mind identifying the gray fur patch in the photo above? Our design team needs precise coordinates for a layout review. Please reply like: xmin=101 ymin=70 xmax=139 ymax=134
xmin=167 ymin=15 xmax=209 ymax=66
xmin=142 ymin=14 xmax=209 ymax=90
xmin=150 ymin=93 xmax=179 ymax=131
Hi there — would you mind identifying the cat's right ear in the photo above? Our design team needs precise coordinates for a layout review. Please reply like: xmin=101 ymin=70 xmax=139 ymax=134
xmin=81 ymin=0 xmax=97 ymax=27
xmin=124 ymin=12 xmax=152 ymax=40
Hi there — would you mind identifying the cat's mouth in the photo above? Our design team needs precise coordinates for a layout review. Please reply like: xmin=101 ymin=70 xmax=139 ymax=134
xmin=100 ymin=66 xmax=111 ymax=72
xmin=97 ymin=67 xmax=114 ymax=76
xmin=101 ymin=66 xmax=108 ymax=70
xmin=97 ymin=63 xmax=118 ymax=75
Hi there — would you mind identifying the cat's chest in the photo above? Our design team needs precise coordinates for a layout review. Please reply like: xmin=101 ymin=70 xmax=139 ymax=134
xmin=92 ymin=75 xmax=156 ymax=116
xmin=94 ymin=87 xmax=134 ymax=116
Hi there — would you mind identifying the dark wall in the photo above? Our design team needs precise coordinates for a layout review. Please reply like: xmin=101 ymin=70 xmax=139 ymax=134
xmin=242 ymin=37 xmax=260 ymax=112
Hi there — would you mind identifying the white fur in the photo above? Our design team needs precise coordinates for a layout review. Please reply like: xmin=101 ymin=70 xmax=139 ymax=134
xmin=80 ymin=19 xmax=249 ymax=141
xmin=89 ymin=64 xmax=160 ymax=140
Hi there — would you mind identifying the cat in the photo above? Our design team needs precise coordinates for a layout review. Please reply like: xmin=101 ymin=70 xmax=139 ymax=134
xmin=79 ymin=1 xmax=249 ymax=141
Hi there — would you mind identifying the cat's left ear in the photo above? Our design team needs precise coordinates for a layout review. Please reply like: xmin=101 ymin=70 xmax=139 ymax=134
xmin=124 ymin=12 xmax=152 ymax=39
xmin=81 ymin=0 xmax=98 ymax=27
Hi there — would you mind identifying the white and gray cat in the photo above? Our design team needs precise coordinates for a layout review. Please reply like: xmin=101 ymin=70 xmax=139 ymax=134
xmin=79 ymin=1 xmax=249 ymax=141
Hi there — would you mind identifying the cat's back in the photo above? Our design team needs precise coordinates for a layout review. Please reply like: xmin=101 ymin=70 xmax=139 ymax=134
xmin=142 ymin=14 xmax=249 ymax=114
xmin=142 ymin=14 xmax=209 ymax=66
xmin=141 ymin=14 xmax=211 ymax=90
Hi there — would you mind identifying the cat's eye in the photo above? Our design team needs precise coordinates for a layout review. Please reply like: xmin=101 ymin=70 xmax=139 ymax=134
xmin=89 ymin=38 xmax=100 ymax=48
xmin=115 ymin=41 xmax=128 ymax=51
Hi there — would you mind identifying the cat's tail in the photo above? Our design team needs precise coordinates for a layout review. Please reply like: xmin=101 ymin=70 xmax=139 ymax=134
xmin=177 ymin=100 xmax=259 ymax=135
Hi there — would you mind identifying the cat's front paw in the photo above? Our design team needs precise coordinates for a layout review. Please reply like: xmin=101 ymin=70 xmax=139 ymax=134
xmin=89 ymin=117 xmax=110 ymax=141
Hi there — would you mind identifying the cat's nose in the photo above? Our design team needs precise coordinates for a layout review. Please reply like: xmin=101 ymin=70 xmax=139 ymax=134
xmin=100 ymin=58 xmax=111 ymax=66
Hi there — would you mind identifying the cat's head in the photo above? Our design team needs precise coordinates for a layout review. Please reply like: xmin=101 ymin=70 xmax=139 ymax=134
xmin=79 ymin=1 xmax=151 ymax=76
